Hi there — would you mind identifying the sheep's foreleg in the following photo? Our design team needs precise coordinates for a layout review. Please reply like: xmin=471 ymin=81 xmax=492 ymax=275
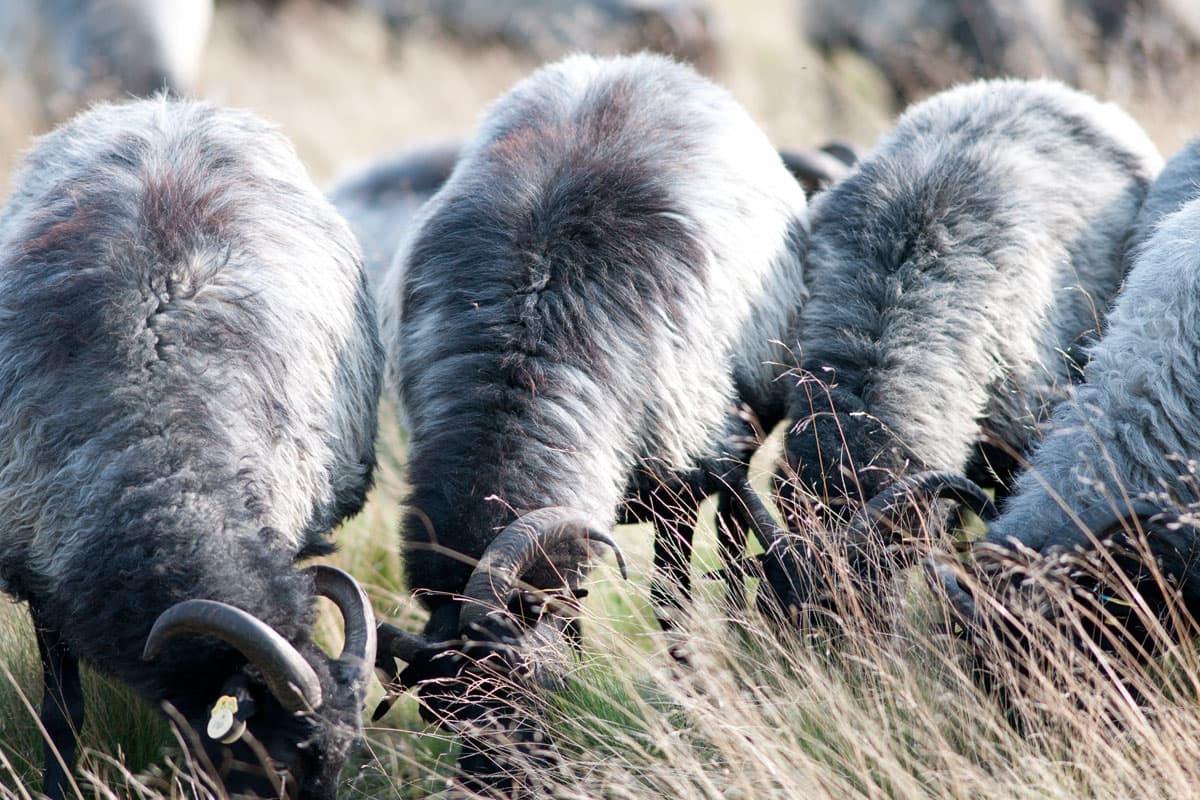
xmin=34 ymin=615 xmax=84 ymax=800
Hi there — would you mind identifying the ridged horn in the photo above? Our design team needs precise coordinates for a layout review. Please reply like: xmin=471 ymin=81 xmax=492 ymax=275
xmin=376 ymin=621 xmax=435 ymax=664
xmin=143 ymin=599 xmax=322 ymax=712
xmin=458 ymin=507 xmax=626 ymax=632
xmin=307 ymin=565 xmax=377 ymax=683
xmin=855 ymin=471 xmax=999 ymax=540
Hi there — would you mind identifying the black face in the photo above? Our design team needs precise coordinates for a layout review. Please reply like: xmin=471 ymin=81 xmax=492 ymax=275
xmin=939 ymin=538 xmax=1192 ymax=712
xmin=781 ymin=394 xmax=921 ymax=533
xmin=179 ymin=658 xmax=367 ymax=799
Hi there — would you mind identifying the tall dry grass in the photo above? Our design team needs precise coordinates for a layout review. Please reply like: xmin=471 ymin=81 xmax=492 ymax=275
xmin=2 ymin=0 xmax=1200 ymax=798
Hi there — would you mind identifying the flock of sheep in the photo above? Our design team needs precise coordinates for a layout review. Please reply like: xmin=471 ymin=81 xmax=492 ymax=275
xmin=3 ymin=1 xmax=1200 ymax=799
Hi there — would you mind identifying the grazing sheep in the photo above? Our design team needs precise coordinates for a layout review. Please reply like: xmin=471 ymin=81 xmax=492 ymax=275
xmin=374 ymin=51 xmax=808 ymax=784
xmin=1068 ymin=0 xmax=1200 ymax=76
xmin=929 ymin=136 xmax=1200 ymax=693
xmin=773 ymin=79 xmax=1161 ymax=615
xmin=800 ymin=0 xmax=1080 ymax=105
xmin=327 ymin=141 xmax=460 ymax=292
xmin=0 ymin=0 xmax=212 ymax=124
xmin=0 ymin=97 xmax=382 ymax=799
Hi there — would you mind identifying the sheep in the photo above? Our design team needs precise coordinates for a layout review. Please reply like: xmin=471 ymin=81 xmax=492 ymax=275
xmin=372 ymin=52 xmax=808 ymax=784
xmin=0 ymin=96 xmax=382 ymax=799
xmin=0 ymin=0 xmax=212 ymax=125
xmin=928 ymin=135 xmax=1200 ymax=699
xmin=327 ymin=141 xmax=460 ymax=293
xmin=1068 ymin=0 xmax=1200 ymax=77
xmin=799 ymin=0 xmax=1080 ymax=106
xmin=769 ymin=79 xmax=1162 ymax=618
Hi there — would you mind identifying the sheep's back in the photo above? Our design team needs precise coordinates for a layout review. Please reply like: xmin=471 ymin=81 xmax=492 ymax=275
xmin=798 ymin=78 xmax=1161 ymax=476
xmin=383 ymin=53 xmax=807 ymax=596
xmin=0 ymin=98 xmax=381 ymax=608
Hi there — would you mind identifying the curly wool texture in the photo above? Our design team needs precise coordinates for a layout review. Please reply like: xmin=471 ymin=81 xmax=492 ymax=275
xmin=787 ymin=78 xmax=1162 ymax=507
xmin=0 ymin=96 xmax=381 ymax=703
xmin=379 ymin=53 xmax=809 ymax=605
xmin=991 ymin=139 xmax=1200 ymax=550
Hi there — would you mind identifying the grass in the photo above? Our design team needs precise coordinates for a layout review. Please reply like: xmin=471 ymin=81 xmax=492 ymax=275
xmin=3 ymin=0 xmax=1200 ymax=798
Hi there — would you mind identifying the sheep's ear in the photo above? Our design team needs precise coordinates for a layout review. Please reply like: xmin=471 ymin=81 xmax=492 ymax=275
xmin=778 ymin=147 xmax=854 ymax=197
xmin=207 ymin=694 xmax=251 ymax=744
xmin=1057 ymin=501 xmax=1200 ymax=607
xmin=818 ymin=141 xmax=859 ymax=168
xmin=1050 ymin=499 xmax=1163 ymax=552
xmin=1118 ymin=508 xmax=1200 ymax=601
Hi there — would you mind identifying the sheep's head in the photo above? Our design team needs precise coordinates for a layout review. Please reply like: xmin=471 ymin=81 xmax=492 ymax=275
xmin=780 ymin=384 xmax=924 ymax=531
xmin=371 ymin=508 xmax=624 ymax=790
xmin=143 ymin=565 xmax=376 ymax=800
xmin=927 ymin=497 xmax=1200 ymax=707
xmin=750 ymin=470 xmax=997 ymax=625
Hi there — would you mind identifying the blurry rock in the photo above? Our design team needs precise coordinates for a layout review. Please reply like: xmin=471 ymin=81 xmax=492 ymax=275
xmin=362 ymin=0 xmax=717 ymax=71
xmin=800 ymin=0 xmax=1080 ymax=105
xmin=0 ymin=0 xmax=213 ymax=124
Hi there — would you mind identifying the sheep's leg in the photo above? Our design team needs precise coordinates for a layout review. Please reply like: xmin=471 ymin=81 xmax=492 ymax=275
xmin=650 ymin=494 xmax=699 ymax=633
xmin=715 ymin=488 xmax=749 ymax=612
xmin=34 ymin=616 xmax=84 ymax=800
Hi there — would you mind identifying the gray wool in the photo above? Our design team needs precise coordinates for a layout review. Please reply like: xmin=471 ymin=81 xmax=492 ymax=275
xmin=990 ymin=141 xmax=1200 ymax=550
xmin=1126 ymin=138 xmax=1200 ymax=258
xmin=378 ymin=52 xmax=809 ymax=603
xmin=788 ymin=78 xmax=1162 ymax=507
xmin=0 ymin=95 xmax=381 ymax=696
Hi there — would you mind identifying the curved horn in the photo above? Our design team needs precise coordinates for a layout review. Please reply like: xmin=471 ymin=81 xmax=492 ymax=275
xmin=778 ymin=147 xmax=852 ymax=195
xmin=376 ymin=621 xmax=434 ymax=664
xmin=307 ymin=565 xmax=377 ymax=682
xmin=458 ymin=507 xmax=626 ymax=632
xmin=856 ymin=471 xmax=999 ymax=539
xmin=143 ymin=600 xmax=322 ymax=713
xmin=924 ymin=555 xmax=978 ymax=628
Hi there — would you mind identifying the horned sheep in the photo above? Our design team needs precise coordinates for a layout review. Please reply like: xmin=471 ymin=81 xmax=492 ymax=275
xmin=930 ymin=135 xmax=1200 ymax=693
xmin=770 ymin=78 xmax=1162 ymax=616
xmin=0 ymin=97 xmax=382 ymax=798
xmin=373 ymin=51 xmax=809 ymax=782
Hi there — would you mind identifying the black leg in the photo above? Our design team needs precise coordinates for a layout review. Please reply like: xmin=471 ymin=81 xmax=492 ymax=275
xmin=648 ymin=487 xmax=699 ymax=634
xmin=715 ymin=489 xmax=749 ymax=612
xmin=33 ymin=616 xmax=84 ymax=800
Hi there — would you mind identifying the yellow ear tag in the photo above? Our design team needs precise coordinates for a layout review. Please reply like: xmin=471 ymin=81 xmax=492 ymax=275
xmin=207 ymin=695 xmax=247 ymax=744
